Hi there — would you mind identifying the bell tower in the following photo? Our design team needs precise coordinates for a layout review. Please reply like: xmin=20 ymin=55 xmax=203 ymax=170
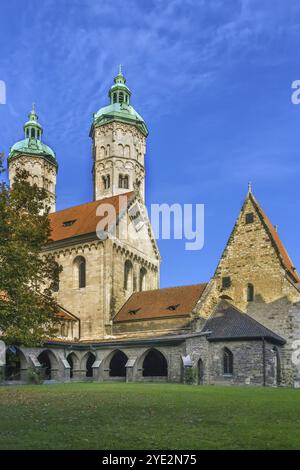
xmin=90 ymin=66 xmax=148 ymax=202
xmin=8 ymin=104 xmax=58 ymax=213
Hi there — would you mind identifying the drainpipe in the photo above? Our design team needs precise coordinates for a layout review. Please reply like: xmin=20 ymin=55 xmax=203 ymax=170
xmin=262 ymin=337 xmax=266 ymax=387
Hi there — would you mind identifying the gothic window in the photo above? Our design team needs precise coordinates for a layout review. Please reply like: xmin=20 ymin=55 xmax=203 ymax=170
xmin=223 ymin=348 xmax=233 ymax=375
xmin=247 ymin=283 xmax=254 ymax=302
xmin=246 ymin=212 xmax=254 ymax=224
xmin=222 ymin=276 xmax=231 ymax=289
xmin=74 ymin=256 xmax=86 ymax=289
xmin=124 ymin=260 xmax=133 ymax=292
xmin=107 ymin=144 xmax=110 ymax=157
xmin=139 ymin=267 xmax=147 ymax=291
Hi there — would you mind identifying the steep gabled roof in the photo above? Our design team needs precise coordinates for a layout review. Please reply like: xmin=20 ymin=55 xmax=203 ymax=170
xmin=114 ymin=283 xmax=207 ymax=322
xmin=203 ymin=301 xmax=285 ymax=344
xmin=249 ymin=192 xmax=300 ymax=283
xmin=48 ymin=192 xmax=135 ymax=243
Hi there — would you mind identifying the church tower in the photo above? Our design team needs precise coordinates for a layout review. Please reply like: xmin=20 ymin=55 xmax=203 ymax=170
xmin=90 ymin=67 xmax=148 ymax=202
xmin=8 ymin=105 xmax=58 ymax=213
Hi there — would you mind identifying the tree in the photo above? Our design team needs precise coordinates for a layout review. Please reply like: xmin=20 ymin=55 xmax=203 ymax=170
xmin=0 ymin=155 xmax=62 ymax=346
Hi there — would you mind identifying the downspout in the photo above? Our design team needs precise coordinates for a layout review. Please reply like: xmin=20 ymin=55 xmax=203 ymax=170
xmin=262 ymin=337 xmax=266 ymax=387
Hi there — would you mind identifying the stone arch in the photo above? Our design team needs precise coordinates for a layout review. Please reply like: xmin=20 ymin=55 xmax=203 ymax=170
xmin=81 ymin=352 xmax=96 ymax=378
xmin=38 ymin=350 xmax=59 ymax=380
xmin=66 ymin=352 xmax=80 ymax=379
xmin=109 ymin=350 xmax=128 ymax=378
xmin=5 ymin=347 xmax=28 ymax=381
xmin=118 ymin=144 xmax=124 ymax=157
xmin=141 ymin=349 xmax=168 ymax=377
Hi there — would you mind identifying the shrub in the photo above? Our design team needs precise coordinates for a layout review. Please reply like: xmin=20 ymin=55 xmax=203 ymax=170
xmin=27 ymin=367 xmax=44 ymax=384
xmin=184 ymin=367 xmax=197 ymax=385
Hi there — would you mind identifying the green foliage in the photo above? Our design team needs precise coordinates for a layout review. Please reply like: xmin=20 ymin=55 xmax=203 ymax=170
xmin=26 ymin=367 xmax=44 ymax=385
xmin=184 ymin=367 xmax=198 ymax=385
xmin=0 ymin=155 xmax=62 ymax=346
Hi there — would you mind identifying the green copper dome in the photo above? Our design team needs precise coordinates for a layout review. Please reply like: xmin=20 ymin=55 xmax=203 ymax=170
xmin=92 ymin=66 xmax=148 ymax=136
xmin=8 ymin=104 xmax=57 ymax=167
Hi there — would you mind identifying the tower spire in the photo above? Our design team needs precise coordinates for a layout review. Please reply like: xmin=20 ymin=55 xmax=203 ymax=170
xmin=24 ymin=103 xmax=43 ymax=140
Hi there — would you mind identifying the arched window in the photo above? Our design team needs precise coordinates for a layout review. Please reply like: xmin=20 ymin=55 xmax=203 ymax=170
xmin=119 ymin=92 xmax=124 ymax=103
xmin=113 ymin=93 xmax=117 ymax=103
xmin=26 ymin=129 xmax=29 ymax=138
xmin=109 ymin=350 xmax=128 ymax=377
xmin=74 ymin=256 xmax=86 ymax=289
xmin=139 ymin=267 xmax=147 ymax=291
xmin=247 ymin=283 xmax=254 ymax=302
xmin=31 ymin=128 xmax=36 ymax=138
xmin=86 ymin=352 xmax=96 ymax=378
xmin=223 ymin=348 xmax=233 ymax=375
xmin=143 ymin=349 xmax=168 ymax=377
xmin=124 ymin=260 xmax=133 ymax=292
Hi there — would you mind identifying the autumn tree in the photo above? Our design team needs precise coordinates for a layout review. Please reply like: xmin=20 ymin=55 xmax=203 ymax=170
xmin=0 ymin=155 xmax=62 ymax=346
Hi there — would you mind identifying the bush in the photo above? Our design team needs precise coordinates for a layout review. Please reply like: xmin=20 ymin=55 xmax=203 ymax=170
xmin=27 ymin=367 xmax=44 ymax=384
xmin=184 ymin=367 xmax=198 ymax=385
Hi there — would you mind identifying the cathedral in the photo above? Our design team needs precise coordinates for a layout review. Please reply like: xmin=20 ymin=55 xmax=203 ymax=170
xmin=5 ymin=68 xmax=300 ymax=387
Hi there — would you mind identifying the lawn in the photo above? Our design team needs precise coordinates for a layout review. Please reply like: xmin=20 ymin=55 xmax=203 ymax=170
xmin=0 ymin=382 xmax=300 ymax=450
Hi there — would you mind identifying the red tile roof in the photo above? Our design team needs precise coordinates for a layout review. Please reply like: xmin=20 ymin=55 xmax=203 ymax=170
xmin=48 ymin=192 xmax=135 ymax=243
xmin=250 ymin=193 xmax=300 ymax=283
xmin=114 ymin=283 xmax=207 ymax=322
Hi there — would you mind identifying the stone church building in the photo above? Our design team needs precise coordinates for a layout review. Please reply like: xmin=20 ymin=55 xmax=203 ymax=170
xmin=4 ymin=68 xmax=300 ymax=387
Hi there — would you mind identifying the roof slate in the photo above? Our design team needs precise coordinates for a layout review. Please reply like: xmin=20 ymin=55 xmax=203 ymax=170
xmin=114 ymin=283 xmax=207 ymax=322
xmin=203 ymin=301 xmax=285 ymax=344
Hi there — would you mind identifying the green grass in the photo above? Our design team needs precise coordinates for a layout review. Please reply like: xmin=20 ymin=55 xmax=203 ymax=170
xmin=0 ymin=382 xmax=300 ymax=449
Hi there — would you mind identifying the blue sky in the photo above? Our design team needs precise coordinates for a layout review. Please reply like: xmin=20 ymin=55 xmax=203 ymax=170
xmin=1 ymin=0 xmax=300 ymax=288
